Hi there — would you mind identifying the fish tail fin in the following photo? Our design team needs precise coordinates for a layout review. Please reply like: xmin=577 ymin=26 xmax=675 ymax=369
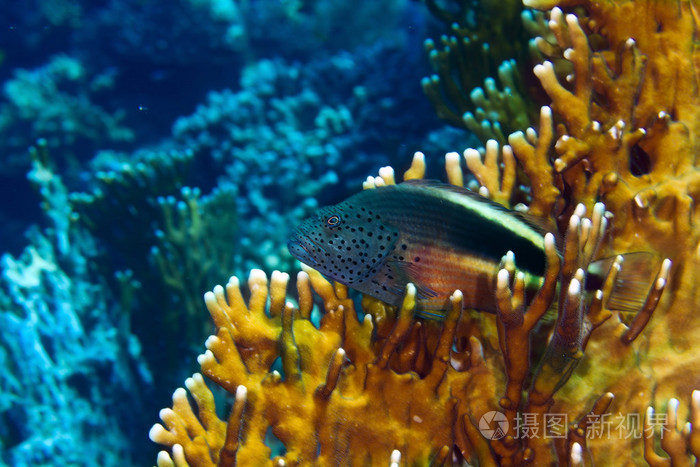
xmin=587 ymin=252 xmax=657 ymax=313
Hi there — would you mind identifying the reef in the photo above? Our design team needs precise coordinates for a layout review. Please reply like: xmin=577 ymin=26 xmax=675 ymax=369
xmin=0 ymin=1 xmax=456 ymax=465
xmin=151 ymin=0 xmax=700 ymax=465
xmin=0 ymin=142 xmax=151 ymax=465
xmin=421 ymin=0 xmax=544 ymax=144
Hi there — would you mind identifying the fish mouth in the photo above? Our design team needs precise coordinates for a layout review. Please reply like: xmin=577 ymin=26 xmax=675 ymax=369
xmin=287 ymin=237 xmax=319 ymax=267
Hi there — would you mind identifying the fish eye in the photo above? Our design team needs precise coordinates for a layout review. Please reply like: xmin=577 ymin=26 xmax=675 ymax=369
xmin=326 ymin=215 xmax=341 ymax=227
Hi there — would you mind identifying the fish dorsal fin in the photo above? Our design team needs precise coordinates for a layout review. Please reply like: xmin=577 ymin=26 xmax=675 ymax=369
xmin=399 ymin=179 xmax=558 ymax=247
xmin=400 ymin=179 xmax=511 ymax=213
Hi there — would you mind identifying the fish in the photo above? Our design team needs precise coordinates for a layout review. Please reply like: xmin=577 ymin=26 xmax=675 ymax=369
xmin=287 ymin=180 xmax=651 ymax=318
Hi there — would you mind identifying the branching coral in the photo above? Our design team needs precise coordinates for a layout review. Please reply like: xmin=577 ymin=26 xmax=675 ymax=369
xmin=150 ymin=184 xmax=238 ymax=345
xmin=68 ymin=147 xmax=247 ymax=392
xmin=421 ymin=0 xmax=541 ymax=143
xmin=152 ymin=0 xmax=700 ymax=465
xmin=152 ymin=152 xmax=680 ymax=465
xmin=468 ymin=1 xmax=700 ymax=462
xmin=0 ymin=55 xmax=133 ymax=178
xmin=172 ymin=47 xmax=438 ymax=276
xmin=0 ymin=145 xmax=150 ymax=466
xmin=151 ymin=269 xmax=470 ymax=465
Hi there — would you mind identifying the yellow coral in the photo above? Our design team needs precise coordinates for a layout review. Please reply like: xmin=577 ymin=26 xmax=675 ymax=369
xmin=150 ymin=268 xmax=482 ymax=465
xmin=152 ymin=1 xmax=700 ymax=465
xmin=151 ymin=156 xmax=680 ymax=465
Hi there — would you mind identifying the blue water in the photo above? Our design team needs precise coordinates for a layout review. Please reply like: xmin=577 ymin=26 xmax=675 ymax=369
xmin=0 ymin=0 xmax=466 ymax=464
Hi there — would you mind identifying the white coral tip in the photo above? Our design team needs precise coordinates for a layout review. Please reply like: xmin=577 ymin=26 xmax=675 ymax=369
xmin=149 ymin=424 xmax=167 ymax=442
xmin=464 ymin=147 xmax=480 ymax=162
xmin=544 ymin=233 xmax=555 ymax=250
xmin=497 ymin=269 xmax=510 ymax=289
xmin=571 ymin=442 xmax=583 ymax=464
xmin=236 ymin=385 xmax=248 ymax=401
xmin=173 ymin=387 xmax=187 ymax=402
xmin=660 ymin=258 xmax=672 ymax=278
xmin=249 ymin=268 xmax=267 ymax=281
xmin=568 ymin=278 xmax=581 ymax=297
xmin=156 ymin=450 xmax=174 ymax=466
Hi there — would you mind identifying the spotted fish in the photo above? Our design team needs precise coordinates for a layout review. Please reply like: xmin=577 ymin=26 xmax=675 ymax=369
xmin=288 ymin=180 xmax=650 ymax=318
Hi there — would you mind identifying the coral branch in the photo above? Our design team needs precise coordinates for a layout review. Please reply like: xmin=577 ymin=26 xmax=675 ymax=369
xmin=643 ymin=392 xmax=700 ymax=466
xmin=508 ymin=106 xmax=559 ymax=216
xmin=529 ymin=204 xmax=611 ymax=407
xmin=219 ymin=385 xmax=248 ymax=465
xmin=403 ymin=151 xmax=427 ymax=181
xmin=150 ymin=374 xmax=226 ymax=466
xmin=316 ymin=348 xmax=345 ymax=399
xmin=377 ymin=284 xmax=416 ymax=369
xmin=492 ymin=232 xmax=560 ymax=451
xmin=621 ymin=258 xmax=671 ymax=343
xmin=464 ymin=139 xmax=517 ymax=206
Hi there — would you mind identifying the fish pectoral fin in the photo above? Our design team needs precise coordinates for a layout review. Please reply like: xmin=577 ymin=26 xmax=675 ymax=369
xmin=388 ymin=260 xmax=439 ymax=300
xmin=589 ymin=252 xmax=657 ymax=313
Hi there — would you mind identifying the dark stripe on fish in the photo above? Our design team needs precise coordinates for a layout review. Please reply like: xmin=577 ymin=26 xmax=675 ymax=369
xmin=344 ymin=180 xmax=548 ymax=276
xmin=289 ymin=180 xmax=657 ymax=320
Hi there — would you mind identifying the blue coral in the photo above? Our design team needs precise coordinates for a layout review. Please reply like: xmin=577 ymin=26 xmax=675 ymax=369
xmin=0 ymin=157 xmax=151 ymax=466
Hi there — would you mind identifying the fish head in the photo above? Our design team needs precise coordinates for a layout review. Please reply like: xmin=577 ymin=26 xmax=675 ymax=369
xmin=288 ymin=200 xmax=399 ymax=285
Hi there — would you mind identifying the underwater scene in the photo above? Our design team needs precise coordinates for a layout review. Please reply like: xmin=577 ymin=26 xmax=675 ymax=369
xmin=0 ymin=0 xmax=698 ymax=465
